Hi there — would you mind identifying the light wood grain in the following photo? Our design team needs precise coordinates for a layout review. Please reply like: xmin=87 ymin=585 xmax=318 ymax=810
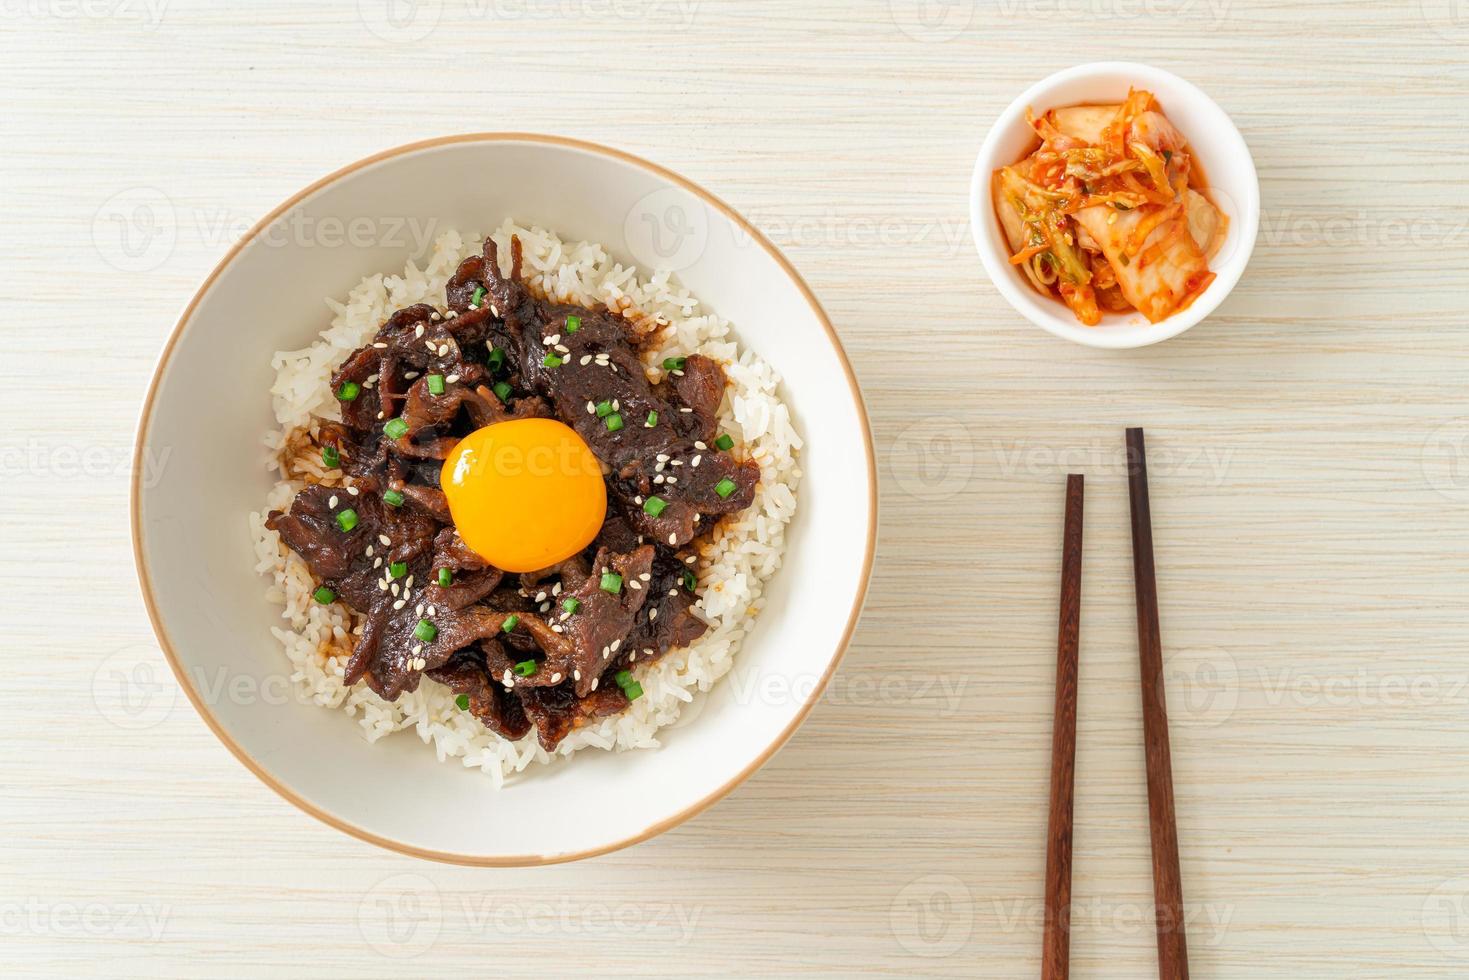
xmin=5 ymin=2 xmax=1469 ymax=976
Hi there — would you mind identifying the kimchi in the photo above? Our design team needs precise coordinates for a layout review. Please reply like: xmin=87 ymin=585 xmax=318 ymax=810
xmin=992 ymin=90 xmax=1227 ymax=326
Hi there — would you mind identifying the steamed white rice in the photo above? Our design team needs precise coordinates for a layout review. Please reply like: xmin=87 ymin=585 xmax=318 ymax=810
xmin=248 ymin=222 xmax=800 ymax=785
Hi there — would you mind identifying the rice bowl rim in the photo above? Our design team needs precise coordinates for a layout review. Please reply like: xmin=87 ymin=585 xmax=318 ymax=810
xmin=130 ymin=132 xmax=877 ymax=867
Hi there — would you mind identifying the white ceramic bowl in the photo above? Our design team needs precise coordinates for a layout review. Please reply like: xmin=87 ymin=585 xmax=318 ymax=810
xmin=132 ymin=135 xmax=876 ymax=865
xmin=970 ymin=62 xmax=1260 ymax=349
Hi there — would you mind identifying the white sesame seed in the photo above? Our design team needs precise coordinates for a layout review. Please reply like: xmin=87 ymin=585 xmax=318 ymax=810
xmin=376 ymin=411 xmax=384 ymax=420
xmin=552 ymin=583 xmax=561 ymax=596
xmin=551 ymin=624 xmax=563 ymax=633
xmin=671 ymin=459 xmax=683 ymax=466
xmin=373 ymin=342 xmax=388 ymax=349
xmin=586 ymin=401 xmax=596 ymax=413
xmin=628 ymin=580 xmax=641 ymax=591
xmin=580 ymin=355 xmax=592 ymax=366
xmin=430 ymin=312 xmax=441 ymax=320
xmin=347 ymin=486 xmax=359 ymax=496
xmin=490 ymin=305 xmax=500 ymax=317
xmin=427 ymin=605 xmax=437 ymax=616
xmin=366 ymin=545 xmax=374 ymax=557
xmin=610 ymin=639 xmax=621 ymax=652
xmin=379 ymin=534 xmax=391 ymax=546
xmin=373 ymin=558 xmax=382 ymax=568
xmin=679 ymin=407 xmax=693 ymax=413
xmin=377 ymin=580 xmax=388 ymax=591
xmin=612 ymin=399 xmax=620 ymax=410
xmin=412 ymin=644 xmax=422 ymax=655
xmin=691 ymin=455 xmax=701 ymax=467
xmin=414 ymin=325 xmax=424 ymax=338
xmin=550 ymin=673 xmax=561 ymax=683
xmin=415 ymin=604 xmax=424 ymax=616
xmin=393 ymin=599 xmax=405 ymax=610
xmin=535 ymin=591 xmax=546 ymax=603
xmin=694 ymin=441 xmax=707 ymax=450
xmin=639 ymin=572 xmax=651 ymax=581
xmin=650 ymin=608 xmax=659 ymax=620
xmin=667 ymin=477 xmax=678 ymax=485
xmin=591 ymin=678 xmax=599 ymax=691
xmin=328 ymin=494 xmax=338 ymax=508
xmin=546 ymin=334 xmax=560 ymax=345
xmin=404 ymin=371 xmax=420 ymax=380
xmin=602 ymin=646 xmax=610 ymax=659
xmin=390 ymin=584 xmax=400 ymax=597
xmin=573 ymin=670 xmax=581 ymax=681
xmin=445 ymin=374 xmax=460 ymax=384
xmin=405 ymin=575 xmax=414 ymax=588
xmin=445 ymin=310 xmax=458 ymax=319
xmin=555 ymin=344 xmax=569 ymax=354
xmin=656 ymin=454 xmax=669 ymax=463
xmin=539 ymin=602 xmax=550 ymax=612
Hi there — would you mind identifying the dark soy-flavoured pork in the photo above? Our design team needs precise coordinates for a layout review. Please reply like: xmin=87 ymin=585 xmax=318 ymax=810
xmin=266 ymin=235 xmax=758 ymax=749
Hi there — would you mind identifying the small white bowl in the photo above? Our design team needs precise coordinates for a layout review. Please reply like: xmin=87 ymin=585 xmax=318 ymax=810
xmin=970 ymin=62 xmax=1259 ymax=349
xmin=132 ymin=135 xmax=876 ymax=865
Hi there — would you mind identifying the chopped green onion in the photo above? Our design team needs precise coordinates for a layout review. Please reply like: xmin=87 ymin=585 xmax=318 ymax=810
xmin=336 ymin=509 xmax=358 ymax=532
xmin=321 ymin=445 xmax=340 ymax=468
xmin=414 ymin=619 xmax=437 ymax=643
xmin=501 ymin=614 xmax=520 ymax=633
xmin=313 ymin=586 xmax=336 ymax=604
xmin=427 ymin=374 xmax=446 ymax=395
xmin=604 ymin=413 xmax=624 ymax=433
xmin=513 ymin=659 xmax=538 ymax=677
xmin=455 ymin=694 xmax=470 ymax=711
xmin=383 ymin=489 xmax=405 ymax=508
xmin=662 ymin=356 xmax=686 ymax=372
xmin=595 ymin=400 xmax=613 ymax=417
xmin=714 ymin=433 xmax=734 ymax=451
xmin=336 ymin=381 xmax=361 ymax=402
xmin=600 ymin=572 xmax=623 ymax=594
xmin=562 ymin=597 xmax=581 ymax=614
xmin=645 ymin=411 xmax=658 ymax=428
xmin=542 ymin=353 xmax=563 ymax=368
xmin=487 ymin=348 xmax=505 ymax=372
xmin=643 ymin=496 xmax=668 ymax=517
xmin=493 ymin=381 xmax=512 ymax=402
xmin=566 ymin=314 xmax=581 ymax=333
xmin=615 ymin=670 xmax=643 ymax=701
xmin=714 ymin=477 xmax=737 ymax=499
xmin=389 ymin=561 xmax=407 ymax=580
xmin=682 ymin=570 xmax=697 ymax=592
xmin=471 ymin=285 xmax=486 ymax=307
xmin=437 ymin=568 xmax=452 ymax=588
xmin=384 ymin=417 xmax=409 ymax=440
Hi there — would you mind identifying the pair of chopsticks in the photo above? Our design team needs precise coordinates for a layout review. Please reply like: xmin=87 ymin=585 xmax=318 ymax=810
xmin=1041 ymin=429 xmax=1189 ymax=980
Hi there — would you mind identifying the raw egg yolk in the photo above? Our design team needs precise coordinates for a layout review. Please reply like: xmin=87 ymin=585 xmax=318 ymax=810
xmin=440 ymin=419 xmax=607 ymax=573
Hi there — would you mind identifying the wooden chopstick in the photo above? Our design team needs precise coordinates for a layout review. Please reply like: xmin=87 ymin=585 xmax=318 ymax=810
xmin=1042 ymin=474 xmax=1084 ymax=980
xmin=1125 ymin=428 xmax=1190 ymax=980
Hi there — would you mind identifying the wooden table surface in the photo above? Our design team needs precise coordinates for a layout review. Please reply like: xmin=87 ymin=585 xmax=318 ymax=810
xmin=6 ymin=2 xmax=1469 ymax=976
